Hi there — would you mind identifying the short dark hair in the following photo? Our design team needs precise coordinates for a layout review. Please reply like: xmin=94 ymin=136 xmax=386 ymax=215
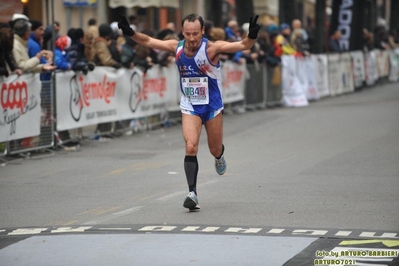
xmin=88 ymin=18 xmax=96 ymax=26
xmin=181 ymin=13 xmax=204 ymax=29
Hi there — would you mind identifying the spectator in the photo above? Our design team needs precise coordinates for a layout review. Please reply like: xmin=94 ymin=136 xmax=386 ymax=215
xmin=203 ymin=20 xmax=215 ymax=40
xmin=208 ymin=27 xmax=229 ymax=62
xmin=362 ymin=28 xmax=374 ymax=52
xmin=94 ymin=23 xmax=121 ymax=135
xmin=93 ymin=23 xmax=121 ymax=69
xmin=275 ymin=23 xmax=297 ymax=55
xmin=290 ymin=29 xmax=309 ymax=56
xmin=109 ymin=22 xmax=123 ymax=63
xmin=328 ymin=30 xmax=342 ymax=53
xmin=43 ymin=21 xmax=60 ymax=50
xmin=291 ymin=19 xmax=310 ymax=56
xmin=156 ymin=30 xmax=179 ymax=67
xmin=132 ymin=29 xmax=155 ymax=73
xmin=54 ymin=35 xmax=72 ymax=70
xmin=165 ymin=22 xmax=176 ymax=32
xmin=225 ymin=20 xmax=240 ymax=41
xmin=28 ymin=19 xmax=52 ymax=80
xmin=87 ymin=18 xmax=98 ymax=39
xmin=374 ymin=24 xmax=390 ymax=50
xmin=121 ymin=36 xmax=136 ymax=69
xmin=0 ymin=22 xmax=22 ymax=77
xmin=9 ymin=13 xmax=29 ymax=28
xmin=67 ymin=28 xmax=95 ymax=74
xmin=12 ymin=19 xmax=55 ymax=73
xmin=265 ymin=24 xmax=282 ymax=66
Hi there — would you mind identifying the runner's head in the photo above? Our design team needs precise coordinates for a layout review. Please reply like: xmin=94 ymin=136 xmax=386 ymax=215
xmin=181 ymin=13 xmax=205 ymax=51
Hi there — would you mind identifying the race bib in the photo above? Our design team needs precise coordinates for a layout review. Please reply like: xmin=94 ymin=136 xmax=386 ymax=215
xmin=182 ymin=77 xmax=209 ymax=105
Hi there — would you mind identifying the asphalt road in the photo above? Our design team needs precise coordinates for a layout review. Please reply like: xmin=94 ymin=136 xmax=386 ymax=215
xmin=1 ymin=82 xmax=398 ymax=266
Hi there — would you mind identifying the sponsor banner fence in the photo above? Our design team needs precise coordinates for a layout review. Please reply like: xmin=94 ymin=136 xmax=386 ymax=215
xmin=0 ymin=74 xmax=42 ymax=142
xmin=221 ymin=60 xmax=246 ymax=104
xmin=328 ymin=53 xmax=342 ymax=96
xmin=389 ymin=48 xmax=399 ymax=82
xmin=376 ymin=50 xmax=390 ymax=78
xmin=365 ymin=51 xmax=379 ymax=86
xmin=312 ymin=54 xmax=330 ymax=98
xmin=281 ymin=55 xmax=308 ymax=107
xmin=340 ymin=53 xmax=355 ymax=94
xmin=351 ymin=51 xmax=366 ymax=88
xmin=297 ymin=56 xmax=319 ymax=101
xmin=56 ymin=62 xmax=248 ymax=131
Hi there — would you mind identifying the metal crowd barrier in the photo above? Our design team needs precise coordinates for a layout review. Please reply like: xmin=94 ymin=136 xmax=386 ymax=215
xmin=5 ymin=79 xmax=55 ymax=156
xmin=266 ymin=64 xmax=283 ymax=107
xmin=244 ymin=63 xmax=267 ymax=110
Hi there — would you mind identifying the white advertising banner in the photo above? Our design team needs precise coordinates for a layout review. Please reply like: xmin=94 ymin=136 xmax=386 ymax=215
xmin=312 ymin=54 xmax=330 ymax=98
xmin=388 ymin=48 xmax=399 ymax=82
xmin=297 ymin=56 xmax=319 ymax=101
xmin=281 ymin=55 xmax=308 ymax=107
xmin=376 ymin=50 xmax=390 ymax=78
xmin=365 ymin=51 xmax=378 ymax=86
xmin=221 ymin=60 xmax=247 ymax=104
xmin=340 ymin=53 xmax=354 ymax=94
xmin=351 ymin=51 xmax=366 ymax=88
xmin=328 ymin=54 xmax=341 ymax=96
xmin=56 ymin=67 xmax=172 ymax=131
xmin=0 ymin=73 xmax=42 ymax=142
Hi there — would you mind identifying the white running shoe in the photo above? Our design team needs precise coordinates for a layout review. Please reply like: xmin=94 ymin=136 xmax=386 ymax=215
xmin=215 ymin=154 xmax=226 ymax=175
xmin=183 ymin=191 xmax=200 ymax=210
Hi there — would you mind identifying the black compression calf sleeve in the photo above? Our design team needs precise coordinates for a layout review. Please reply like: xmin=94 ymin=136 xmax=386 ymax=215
xmin=184 ymin=155 xmax=198 ymax=194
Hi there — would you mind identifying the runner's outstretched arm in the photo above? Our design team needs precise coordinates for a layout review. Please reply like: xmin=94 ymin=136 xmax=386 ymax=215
xmin=118 ymin=14 xmax=177 ymax=53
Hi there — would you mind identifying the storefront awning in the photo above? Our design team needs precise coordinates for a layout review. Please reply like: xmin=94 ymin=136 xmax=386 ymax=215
xmin=109 ymin=0 xmax=179 ymax=9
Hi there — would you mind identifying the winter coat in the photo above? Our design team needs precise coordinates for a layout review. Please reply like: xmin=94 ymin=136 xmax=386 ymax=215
xmin=93 ymin=37 xmax=121 ymax=68
xmin=12 ymin=34 xmax=43 ymax=73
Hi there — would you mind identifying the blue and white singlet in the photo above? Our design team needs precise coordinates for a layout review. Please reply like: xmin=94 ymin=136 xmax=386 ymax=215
xmin=175 ymin=38 xmax=223 ymax=114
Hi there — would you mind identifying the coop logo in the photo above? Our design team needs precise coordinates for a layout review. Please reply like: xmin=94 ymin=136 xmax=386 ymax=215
xmin=337 ymin=0 xmax=353 ymax=51
xmin=1 ymin=81 xmax=28 ymax=114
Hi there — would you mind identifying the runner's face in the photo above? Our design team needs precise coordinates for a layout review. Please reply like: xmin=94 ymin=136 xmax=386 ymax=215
xmin=182 ymin=20 xmax=204 ymax=50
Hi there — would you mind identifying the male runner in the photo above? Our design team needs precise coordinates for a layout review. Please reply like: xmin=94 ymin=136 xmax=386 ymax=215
xmin=118 ymin=13 xmax=260 ymax=210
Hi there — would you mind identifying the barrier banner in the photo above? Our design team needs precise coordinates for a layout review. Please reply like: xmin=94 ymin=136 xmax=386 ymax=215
xmin=350 ymin=51 xmax=365 ymax=88
xmin=56 ymin=67 xmax=171 ymax=131
xmin=160 ymin=63 xmax=180 ymax=112
xmin=221 ymin=60 xmax=246 ymax=104
xmin=312 ymin=54 xmax=330 ymax=98
xmin=340 ymin=53 xmax=354 ymax=94
xmin=389 ymin=48 xmax=399 ymax=82
xmin=328 ymin=54 xmax=341 ymax=96
xmin=0 ymin=73 xmax=42 ymax=142
xmin=376 ymin=50 xmax=390 ymax=78
xmin=281 ymin=55 xmax=308 ymax=107
xmin=365 ymin=51 xmax=378 ymax=86
xmin=297 ymin=57 xmax=319 ymax=101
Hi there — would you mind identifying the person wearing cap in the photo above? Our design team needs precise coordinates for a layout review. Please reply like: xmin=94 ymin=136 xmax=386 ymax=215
xmin=12 ymin=19 xmax=56 ymax=73
xmin=9 ymin=13 xmax=29 ymax=28
xmin=274 ymin=23 xmax=298 ymax=56
xmin=28 ymin=19 xmax=53 ymax=80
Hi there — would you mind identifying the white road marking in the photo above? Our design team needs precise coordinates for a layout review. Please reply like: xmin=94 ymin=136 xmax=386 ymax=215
xmin=83 ymin=206 xmax=143 ymax=225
